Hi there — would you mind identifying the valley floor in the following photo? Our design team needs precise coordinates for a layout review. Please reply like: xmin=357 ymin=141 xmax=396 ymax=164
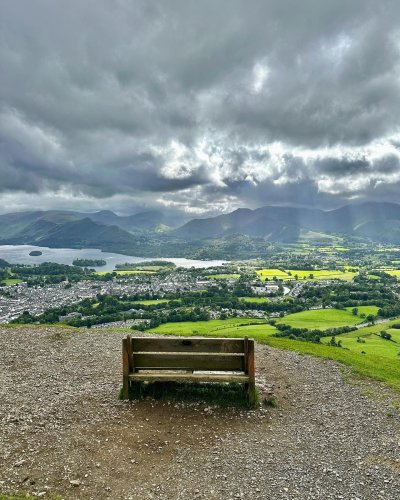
xmin=0 ymin=327 xmax=399 ymax=499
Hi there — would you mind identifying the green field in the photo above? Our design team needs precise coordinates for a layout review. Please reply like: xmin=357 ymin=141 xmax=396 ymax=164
xmin=149 ymin=318 xmax=276 ymax=338
xmin=380 ymin=269 xmax=400 ymax=278
xmin=239 ymin=296 xmax=269 ymax=304
xmin=344 ymin=305 xmax=379 ymax=316
xmin=322 ymin=320 xmax=400 ymax=360
xmin=142 ymin=315 xmax=400 ymax=391
xmin=0 ymin=279 xmax=21 ymax=285
xmin=256 ymin=269 xmax=356 ymax=282
xmin=133 ymin=299 xmax=171 ymax=306
xmin=276 ymin=307 xmax=378 ymax=330
xmin=256 ymin=269 xmax=288 ymax=280
xmin=262 ymin=336 xmax=400 ymax=391
xmin=207 ymin=274 xmax=241 ymax=279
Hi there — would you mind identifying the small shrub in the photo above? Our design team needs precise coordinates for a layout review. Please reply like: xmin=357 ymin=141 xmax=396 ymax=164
xmin=263 ymin=394 xmax=278 ymax=408
xmin=380 ymin=330 xmax=392 ymax=341
xmin=120 ymin=381 xmax=256 ymax=408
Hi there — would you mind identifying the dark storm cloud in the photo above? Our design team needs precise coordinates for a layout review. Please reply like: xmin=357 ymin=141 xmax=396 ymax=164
xmin=1 ymin=0 xmax=400 ymax=214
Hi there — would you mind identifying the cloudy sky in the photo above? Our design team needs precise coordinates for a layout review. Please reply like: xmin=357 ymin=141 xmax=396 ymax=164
xmin=1 ymin=0 xmax=400 ymax=217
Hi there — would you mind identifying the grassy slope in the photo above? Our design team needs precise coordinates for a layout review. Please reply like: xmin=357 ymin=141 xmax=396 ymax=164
xmin=322 ymin=320 xmax=400 ymax=360
xmin=262 ymin=336 xmax=400 ymax=391
xmin=147 ymin=312 xmax=399 ymax=391
xmin=276 ymin=308 xmax=363 ymax=330
xmin=149 ymin=318 xmax=276 ymax=338
xmin=344 ymin=305 xmax=379 ymax=316
xmin=276 ymin=306 xmax=379 ymax=330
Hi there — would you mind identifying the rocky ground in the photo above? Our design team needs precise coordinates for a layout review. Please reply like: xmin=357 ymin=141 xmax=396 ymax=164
xmin=0 ymin=326 xmax=399 ymax=499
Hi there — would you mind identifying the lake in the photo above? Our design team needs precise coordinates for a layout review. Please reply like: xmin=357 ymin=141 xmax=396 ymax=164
xmin=0 ymin=245 xmax=227 ymax=271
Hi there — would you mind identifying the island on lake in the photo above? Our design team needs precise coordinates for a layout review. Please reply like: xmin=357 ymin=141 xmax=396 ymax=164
xmin=29 ymin=250 xmax=43 ymax=257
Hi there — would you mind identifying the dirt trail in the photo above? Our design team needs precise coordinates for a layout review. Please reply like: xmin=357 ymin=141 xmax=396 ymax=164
xmin=0 ymin=326 xmax=399 ymax=499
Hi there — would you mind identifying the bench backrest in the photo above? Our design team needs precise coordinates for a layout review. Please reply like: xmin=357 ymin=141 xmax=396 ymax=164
xmin=123 ymin=336 xmax=254 ymax=374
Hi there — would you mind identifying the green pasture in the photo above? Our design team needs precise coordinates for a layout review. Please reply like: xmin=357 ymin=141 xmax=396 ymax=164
xmin=262 ymin=336 xmax=400 ymax=391
xmin=144 ymin=315 xmax=400 ymax=391
xmin=322 ymin=329 xmax=400 ymax=360
xmin=344 ymin=305 xmax=379 ymax=316
xmin=133 ymin=299 xmax=171 ymax=306
xmin=0 ymin=278 xmax=21 ymax=285
xmin=277 ymin=308 xmax=367 ymax=330
xmin=239 ymin=296 xmax=269 ymax=304
xmin=149 ymin=318 xmax=276 ymax=338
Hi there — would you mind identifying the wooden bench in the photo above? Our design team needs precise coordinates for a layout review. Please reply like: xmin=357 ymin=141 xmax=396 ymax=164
xmin=122 ymin=335 xmax=256 ymax=404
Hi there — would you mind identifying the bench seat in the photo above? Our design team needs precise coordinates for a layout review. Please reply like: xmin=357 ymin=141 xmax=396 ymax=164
xmin=129 ymin=372 xmax=250 ymax=383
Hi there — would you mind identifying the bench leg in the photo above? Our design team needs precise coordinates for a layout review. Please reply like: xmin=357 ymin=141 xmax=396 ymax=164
xmin=122 ymin=338 xmax=130 ymax=400
xmin=247 ymin=381 xmax=256 ymax=406
xmin=246 ymin=338 xmax=256 ymax=406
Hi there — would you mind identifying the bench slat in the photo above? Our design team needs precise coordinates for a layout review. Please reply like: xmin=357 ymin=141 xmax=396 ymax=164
xmin=133 ymin=352 xmax=245 ymax=371
xmin=129 ymin=372 xmax=250 ymax=383
xmin=131 ymin=337 xmax=245 ymax=353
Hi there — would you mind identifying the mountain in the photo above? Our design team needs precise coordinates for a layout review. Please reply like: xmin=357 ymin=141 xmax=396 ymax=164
xmin=0 ymin=208 xmax=187 ymax=239
xmin=1 ymin=202 xmax=400 ymax=258
xmin=174 ymin=202 xmax=400 ymax=243
xmin=0 ymin=216 xmax=139 ymax=251
xmin=83 ymin=210 xmax=169 ymax=231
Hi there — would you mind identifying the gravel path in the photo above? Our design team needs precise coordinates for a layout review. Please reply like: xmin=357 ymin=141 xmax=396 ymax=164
xmin=0 ymin=326 xmax=399 ymax=499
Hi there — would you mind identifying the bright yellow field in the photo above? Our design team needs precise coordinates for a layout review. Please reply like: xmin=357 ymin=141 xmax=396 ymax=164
xmin=380 ymin=269 xmax=400 ymax=278
xmin=256 ymin=269 xmax=289 ymax=279
xmin=256 ymin=269 xmax=356 ymax=282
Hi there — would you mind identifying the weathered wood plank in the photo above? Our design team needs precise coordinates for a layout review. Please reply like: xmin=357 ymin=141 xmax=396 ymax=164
xmin=127 ymin=334 xmax=133 ymax=373
xmin=133 ymin=352 xmax=245 ymax=371
xmin=122 ymin=337 xmax=130 ymax=399
xmin=247 ymin=339 xmax=256 ymax=405
xmin=129 ymin=372 xmax=250 ymax=383
xmin=131 ymin=337 xmax=245 ymax=354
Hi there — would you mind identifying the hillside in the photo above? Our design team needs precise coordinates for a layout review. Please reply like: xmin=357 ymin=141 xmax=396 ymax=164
xmin=0 ymin=216 xmax=139 ymax=251
xmin=0 ymin=326 xmax=398 ymax=499
xmin=0 ymin=208 xmax=185 ymax=239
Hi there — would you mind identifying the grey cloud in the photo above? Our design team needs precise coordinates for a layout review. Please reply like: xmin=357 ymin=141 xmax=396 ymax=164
xmin=0 ymin=0 xmax=400 ymax=215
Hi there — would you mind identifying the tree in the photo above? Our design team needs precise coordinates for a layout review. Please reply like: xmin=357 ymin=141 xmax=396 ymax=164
xmin=352 ymin=307 xmax=358 ymax=316
xmin=366 ymin=314 xmax=376 ymax=324
xmin=380 ymin=330 xmax=392 ymax=341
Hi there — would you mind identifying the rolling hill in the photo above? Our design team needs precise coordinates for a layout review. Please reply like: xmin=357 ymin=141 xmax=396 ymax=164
xmin=0 ymin=215 xmax=139 ymax=252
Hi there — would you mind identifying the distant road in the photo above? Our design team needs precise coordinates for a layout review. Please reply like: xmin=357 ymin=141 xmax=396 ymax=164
xmin=356 ymin=317 xmax=398 ymax=329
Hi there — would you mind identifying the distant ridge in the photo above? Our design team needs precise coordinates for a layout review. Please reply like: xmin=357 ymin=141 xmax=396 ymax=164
xmin=1 ymin=202 xmax=400 ymax=257
xmin=174 ymin=202 xmax=400 ymax=243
